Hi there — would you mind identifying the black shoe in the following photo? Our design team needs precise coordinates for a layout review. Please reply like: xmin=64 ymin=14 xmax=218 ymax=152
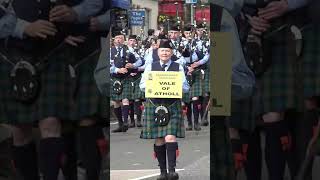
xmin=112 ymin=127 xmax=123 ymax=133
xmin=194 ymin=123 xmax=201 ymax=131
xmin=136 ymin=121 xmax=142 ymax=127
xmin=186 ymin=124 xmax=193 ymax=131
xmin=122 ymin=124 xmax=128 ymax=132
xmin=167 ymin=171 xmax=179 ymax=180
xmin=201 ymin=119 xmax=209 ymax=126
xmin=157 ymin=171 xmax=168 ymax=180
xmin=129 ymin=122 xmax=135 ymax=128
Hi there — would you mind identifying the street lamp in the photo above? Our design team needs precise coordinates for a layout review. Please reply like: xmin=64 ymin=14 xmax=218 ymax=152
xmin=166 ymin=18 xmax=170 ymax=32
xmin=193 ymin=4 xmax=197 ymax=26
xmin=174 ymin=2 xmax=179 ymax=22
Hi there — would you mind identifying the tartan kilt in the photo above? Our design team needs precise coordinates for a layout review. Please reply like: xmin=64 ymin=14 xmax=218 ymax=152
xmin=0 ymin=50 xmax=105 ymax=124
xmin=259 ymin=29 xmax=297 ymax=113
xmin=140 ymin=99 xmax=185 ymax=139
xmin=66 ymin=51 xmax=107 ymax=122
xmin=260 ymin=24 xmax=320 ymax=113
xmin=110 ymin=76 xmax=133 ymax=101
xmin=203 ymin=66 xmax=210 ymax=94
xmin=130 ymin=75 xmax=144 ymax=100
xmin=182 ymin=92 xmax=191 ymax=103
xmin=229 ymin=87 xmax=261 ymax=132
xmin=301 ymin=25 xmax=320 ymax=99
xmin=229 ymin=99 xmax=255 ymax=132
xmin=190 ymin=70 xmax=204 ymax=98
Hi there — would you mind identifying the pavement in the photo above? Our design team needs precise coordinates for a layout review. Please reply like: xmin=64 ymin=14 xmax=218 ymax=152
xmin=110 ymin=119 xmax=210 ymax=180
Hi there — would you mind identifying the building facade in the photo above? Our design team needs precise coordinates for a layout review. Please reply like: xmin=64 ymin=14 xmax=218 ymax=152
xmin=131 ymin=0 xmax=159 ymax=37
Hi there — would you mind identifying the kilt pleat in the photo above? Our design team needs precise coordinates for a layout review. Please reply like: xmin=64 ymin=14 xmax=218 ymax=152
xmin=190 ymin=70 xmax=204 ymax=98
xmin=130 ymin=75 xmax=144 ymax=100
xmin=203 ymin=66 xmax=210 ymax=94
xmin=259 ymin=29 xmax=297 ymax=113
xmin=182 ymin=92 xmax=191 ymax=103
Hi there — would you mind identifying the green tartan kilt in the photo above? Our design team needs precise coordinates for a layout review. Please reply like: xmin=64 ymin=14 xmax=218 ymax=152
xmin=0 ymin=51 xmax=106 ymax=124
xmin=229 ymin=86 xmax=262 ymax=132
xmin=182 ymin=92 xmax=191 ymax=103
xmin=260 ymin=24 xmax=320 ymax=113
xmin=130 ymin=75 xmax=144 ymax=100
xmin=259 ymin=29 xmax=297 ymax=113
xmin=301 ymin=25 xmax=320 ymax=99
xmin=140 ymin=99 xmax=185 ymax=139
xmin=190 ymin=70 xmax=204 ymax=98
xmin=66 ymin=52 xmax=107 ymax=122
xmin=229 ymin=99 xmax=255 ymax=132
xmin=111 ymin=76 xmax=133 ymax=101
xmin=203 ymin=66 xmax=210 ymax=94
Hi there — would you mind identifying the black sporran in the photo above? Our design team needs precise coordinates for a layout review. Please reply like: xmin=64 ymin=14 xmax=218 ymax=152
xmin=154 ymin=105 xmax=170 ymax=126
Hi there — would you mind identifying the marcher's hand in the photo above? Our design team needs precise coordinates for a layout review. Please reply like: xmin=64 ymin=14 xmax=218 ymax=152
xmin=246 ymin=15 xmax=271 ymax=35
xmin=89 ymin=17 xmax=101 ymax=32
xmin=188 ymin=66 xmax=194 ymax=74
xmin=24 ymin=20 xmax=57 ymax=39
xmin=117 ymin=68 xmax=128 ymax=74
xmin=191 ymin=61 xmax=200 ymax=68
xmin=125 ymin=63 xmax=134 ymax=69
xmin=49 ymin=5 xmax=77 ymax=22
xmin=64 ymin=36 xmax=86 ymax=46
xmin=258 ymin=0 xmax=289 ymax=20
xmin=154 ymin=30 xmax=160 ymax=37
xmin=130 ymin=73 xmax=137 ymax=76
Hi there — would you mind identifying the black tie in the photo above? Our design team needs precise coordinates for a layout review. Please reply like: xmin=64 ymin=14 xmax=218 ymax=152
xmin=161 ymin=64 xmax=167 ymax=71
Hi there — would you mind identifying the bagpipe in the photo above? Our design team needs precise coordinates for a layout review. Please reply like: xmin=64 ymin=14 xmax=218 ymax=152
xmin=238 ymin=2 xmax=309 ymax=77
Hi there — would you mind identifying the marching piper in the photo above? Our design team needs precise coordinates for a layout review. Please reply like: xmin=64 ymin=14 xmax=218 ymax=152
xmin=187 ymin=22 xmax=210 ymax=130
xmin=126 ymin=34 xmax=144 ymax=128
xmin=139 ymin=39 xmax=189 ymax=180
xmin=110 ymin=31 xmax=141 ymax=133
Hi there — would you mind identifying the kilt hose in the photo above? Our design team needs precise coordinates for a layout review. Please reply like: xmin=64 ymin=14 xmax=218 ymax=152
xmin=140 ymin=99 xmax=185 ymax=139
xmin=0 ymin=49 xmax=106 ymax=124
xmin=211 ymin=117 xmax=235 ymax=180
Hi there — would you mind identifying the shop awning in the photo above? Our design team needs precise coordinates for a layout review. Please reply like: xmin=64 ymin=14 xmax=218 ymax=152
xmin=158 ymin=2 xmax=184 ymax=18
xmin=112 ymin=0 xmax=131 ymax=10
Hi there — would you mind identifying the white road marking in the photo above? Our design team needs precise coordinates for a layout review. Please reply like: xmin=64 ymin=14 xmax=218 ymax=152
xmin=127 ymin=169 xmax=185 ymax=180
xmin=132 ymin=163 xmax=141 ymax=166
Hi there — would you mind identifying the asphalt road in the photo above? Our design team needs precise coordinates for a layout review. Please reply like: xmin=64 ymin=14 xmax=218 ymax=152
xmin=110 ymin=120 xmax=210 ymax=180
